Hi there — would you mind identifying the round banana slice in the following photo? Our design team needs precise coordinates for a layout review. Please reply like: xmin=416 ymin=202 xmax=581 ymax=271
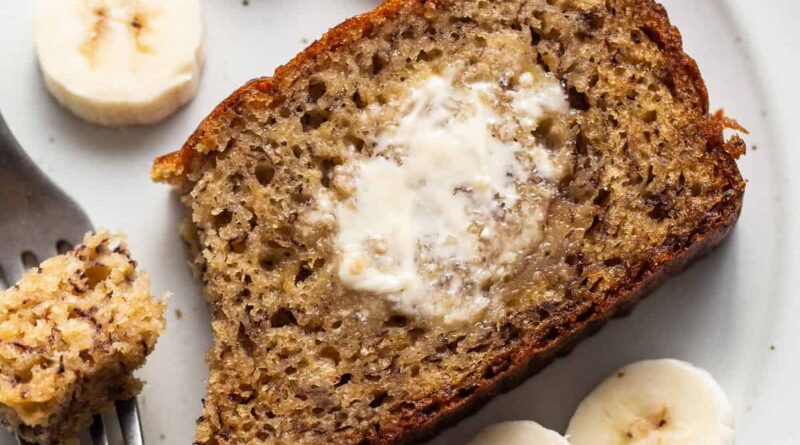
xmin=566 ymin=359 xmax=734 ymax=445
xmin=34 ymin=0 xmax=205 ymax=126
xmin=467 ymin=421 xmax=570 ymax=445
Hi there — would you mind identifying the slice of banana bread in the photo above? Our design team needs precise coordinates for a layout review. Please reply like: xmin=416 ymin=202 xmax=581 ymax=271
xmin=0 ymin=231 xmax=166 ymax=444
xmin=152 ymin=0 xmax=745 ymax=443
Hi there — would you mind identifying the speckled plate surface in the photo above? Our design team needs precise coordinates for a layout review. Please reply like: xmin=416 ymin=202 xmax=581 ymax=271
xmin=0 ymin=1 xmax=798 ymax=443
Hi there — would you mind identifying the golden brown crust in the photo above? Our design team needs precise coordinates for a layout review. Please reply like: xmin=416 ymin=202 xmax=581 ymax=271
xmin=152 ymin=0 xmax=415 ymax=182
xmin=152 ymin=0 xmax=737 ymax=182
xmin=152 ymin=0 xmax=745 ymax=443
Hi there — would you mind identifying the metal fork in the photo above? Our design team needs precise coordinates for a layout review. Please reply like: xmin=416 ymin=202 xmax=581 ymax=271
xmin=0 ymin=113 xmax=145 ymax=445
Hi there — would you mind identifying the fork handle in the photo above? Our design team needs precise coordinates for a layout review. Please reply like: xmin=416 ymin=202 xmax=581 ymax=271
xmin=0 ymin=113 xmax=49 ymax=187
xmin=0 ymin=112 xmax=67 ymax=214
xmin=0 ymin=113 xmax=41 ymax=174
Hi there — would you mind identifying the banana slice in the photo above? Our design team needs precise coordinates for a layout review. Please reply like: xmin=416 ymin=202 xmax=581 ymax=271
xmin=467 ymin=421 xmax=570 ymax=445
xmin=34 ymin=0 xmax=204 ymax=126
xmin=566 ymin=359 xmax=734 ymax=445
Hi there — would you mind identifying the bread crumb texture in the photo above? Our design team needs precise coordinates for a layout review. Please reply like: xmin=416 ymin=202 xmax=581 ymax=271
xmin=0 ymin=231 xmax=166 ymax=444
xmin=154 ymin=0 xmax=744 ymax=443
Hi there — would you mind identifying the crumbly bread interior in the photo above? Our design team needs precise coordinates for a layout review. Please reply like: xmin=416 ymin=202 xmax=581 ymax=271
xmin=167 ymin=0 xmax=744 ymax=443
xmin=0 ymin=232 xmax=166 ymax=444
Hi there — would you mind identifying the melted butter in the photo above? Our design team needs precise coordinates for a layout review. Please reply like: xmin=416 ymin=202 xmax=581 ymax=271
xmin=332 ymin=69 xmax=569 ymax=324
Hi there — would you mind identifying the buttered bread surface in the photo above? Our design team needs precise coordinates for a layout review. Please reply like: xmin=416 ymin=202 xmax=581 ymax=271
xmin=152 ymin=0 xmax=745 ymax=443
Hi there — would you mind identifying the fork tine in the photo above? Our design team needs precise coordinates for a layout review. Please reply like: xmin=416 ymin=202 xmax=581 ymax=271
xmin=116 ymin=398 xmax=145 ymax=445
xmin=14 ymin=402 xmax=143 ymax=445
xmin=89 ymin=415 xmax=110 ymax=445
xmin=1 ymin=260 xmax=26 ymax=287
xmin=15 ymin=435 xmax=34 ymax=445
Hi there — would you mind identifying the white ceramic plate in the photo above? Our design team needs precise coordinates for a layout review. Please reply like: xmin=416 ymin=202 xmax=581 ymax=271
xmin=0 ymin=1 xmax=798 ymax=443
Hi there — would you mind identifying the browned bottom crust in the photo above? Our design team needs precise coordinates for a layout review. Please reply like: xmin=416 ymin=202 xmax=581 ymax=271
xmin=388 ymin=202 xmax=740 ymax=444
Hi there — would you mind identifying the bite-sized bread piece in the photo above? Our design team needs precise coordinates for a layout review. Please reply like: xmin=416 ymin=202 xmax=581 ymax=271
xmin=152 ymin=0 xmax=745 ymax=443
xmin=0 ymin=231 xmax=166 ymax=444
